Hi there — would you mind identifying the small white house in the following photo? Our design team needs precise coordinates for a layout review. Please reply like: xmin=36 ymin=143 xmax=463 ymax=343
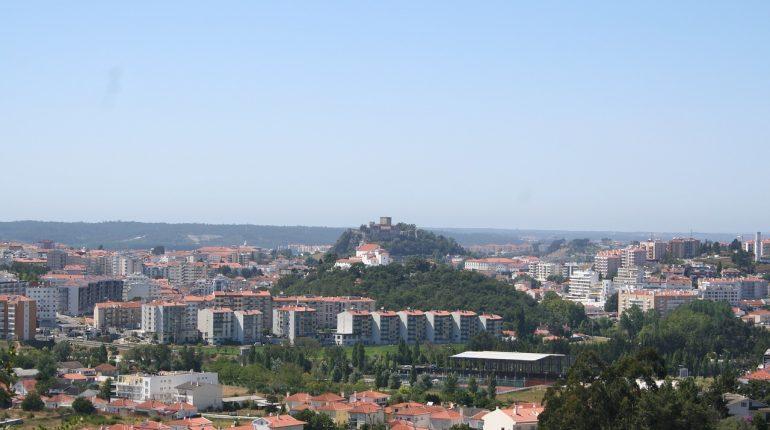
xmin=481 ymin=405 xmax=543 ymax=430
xmin=174 ymin=382 xmax=223 ymax=411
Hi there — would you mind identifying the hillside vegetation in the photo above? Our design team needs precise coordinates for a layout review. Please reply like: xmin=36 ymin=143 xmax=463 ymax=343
xmin=277 ymin=259 xmax=587 ymax=336
xmin=331 ymin=222 xmax=465 ymax=257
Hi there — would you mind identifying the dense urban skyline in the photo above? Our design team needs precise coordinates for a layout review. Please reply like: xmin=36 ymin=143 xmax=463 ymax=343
xmin=3 ymin=2 xmax=770 ymax=232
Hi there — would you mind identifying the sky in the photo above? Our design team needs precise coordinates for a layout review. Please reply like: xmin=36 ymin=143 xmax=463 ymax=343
xmin=2 ymin=1 xmax=769 ymax=233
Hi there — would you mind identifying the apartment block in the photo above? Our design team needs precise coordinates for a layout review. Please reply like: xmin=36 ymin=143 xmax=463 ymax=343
xmin=142 ymin=302 xmax=197 ymax=344
xmin=568 ymin=270 xmax=600 ymax=301
xmin=0 ymin=295 xmax=36 ymax=341
xmin=594 ymin=251 xmax=621 ymax=278
xmin=371 ymin=311 xmax=401 ymax=345
xmin=334 ymin=310 xmax=374 ymax=346
xmin=621 ymin=246 xmax=647 ymax=268
xmin=479 ymin=314 xmax=503 ymax=337
xmin=272 ymin=306 xmax=316 ymax=344
xmin=273 ymin=295 xmax=375 ymax=330
xmin=212 ymin=290 xmax=272 ymax=330
xmin=94 ymin=301 xmax=142 ymax=331
xmin=197 ymin=308 xmax=235 ymax=345
xmin=234 ymin=310 xmax=263 ymax=344
xmin=618 ymin=289 xmax=698 ymax=316
xmin=25 ymin=284 xmax=59 ymax=326
xmin=451 ymin=310 xmax=480 ymax=343
xmin=397 ymin=310 xmax=427 ymax=344
xmin=641 ymin=240 xmax=667 ymax=261
xmin=60 ymin=278 xmax=124 ymax=316
xmin=668 ymin=238 xmax=701 ymax=259
xmin=123 ymin=274 xmax=159 ymax=302
xmin=426 ymin=311 xmax=454 ymax=344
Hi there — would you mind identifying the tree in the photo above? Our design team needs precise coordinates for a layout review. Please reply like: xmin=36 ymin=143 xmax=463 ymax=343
xmin=388 ymin=373 xmax=401 ymax=389
xmin=52 ymin=341 xmax=72 ymax=362
xmin=72 ymin=397 xmax=95 ymax=414
xmin=604 ymin=292 xmax=619 ymax=312
xmin=93 ymin=344 xmax=108 ymax=366
xmin=539 ymin=350 xmax=720 ymax=429
xmin=487 ymin=374 xmax=497 ymax=399
xmin=294 ymin=409 xmax=340 ymax=430
xmin=21 ymin=391 xmax=44 ymax=411
xmin=467 ymin=377 xmax=478 ymax=395
xmin=98 ymin=378 xmax=113 ymax=400
xmin=442 ymin=373 xmax=458 ymax=397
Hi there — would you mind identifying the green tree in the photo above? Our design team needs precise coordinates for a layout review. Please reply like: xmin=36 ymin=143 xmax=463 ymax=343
xmin=72 ymin=397 xmax=95 ymax=414
xmin=604 ymin=292 xmax=619 ymax=312
xmin=52 ymin=341 xmax=72 ymax=362
xmin=443 ymin=374 xmax=458 ymax=397
xmin=92 ymin=344 xmax=108 ymax=366
xmin=21 ymin=391 xmax=44 ymax=411
xmin=467 ymin=377 xmax=478 ymax=395
xmin=98 ymin=378 xmax=113 ymax=400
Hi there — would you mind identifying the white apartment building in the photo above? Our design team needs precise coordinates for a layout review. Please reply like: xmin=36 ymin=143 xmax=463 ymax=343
xmin=141 ymin=302 xmax=197 ymax=344
xmin=621 ymin=246 xmax=647 ymax=268
xmin=197 ymin=308 xmax=263 ymax=345
xmin=528 ymin=262 xmax=559 ymax=282
xmin=233 ymin=310 xmax=263 ymax=344
xmin=567 ymin=270 xmax=600 ymax=301
xmin=197 ymin=308 xmax=234 ymax=345
xmin=272 ymin=306 xmax=316 ymax=344
xmin=123 ymin=274 xmax=159 ymax=302
xmin=25 ymin=285 xmax=59 ymax=326
xmin=641 ymin=240 xmax=667 ymax=261
xmin=114 ymin=371 xmax=219 ymax=402
xmin=699 ymin=282 xmax=741 ymax=305
xmin=334 ymin=310 xmax=374 ymax=346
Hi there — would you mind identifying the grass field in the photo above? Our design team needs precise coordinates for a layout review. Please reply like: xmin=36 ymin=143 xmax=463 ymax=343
xmin=496 ymin=386 xmax=549 ymax=404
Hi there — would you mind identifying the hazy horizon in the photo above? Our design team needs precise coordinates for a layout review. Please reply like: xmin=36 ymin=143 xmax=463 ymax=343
xmin=0 ymin=218 xmax=762 ymax=237
xmin=3 ymin=1 xmax=769 ymax=232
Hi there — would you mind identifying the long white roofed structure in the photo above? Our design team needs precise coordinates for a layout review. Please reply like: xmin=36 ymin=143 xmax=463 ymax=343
xmin=449 ymin=350 xmax=569 ymax=382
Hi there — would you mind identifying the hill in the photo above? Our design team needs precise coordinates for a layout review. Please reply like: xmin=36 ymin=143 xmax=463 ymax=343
xmin=276 ymin=259 xmax=587 ymax=335
xmin=0 ymin=221 xmax=346 ymax=250
xmin=330 ymin=222 xmax=465 ymax=258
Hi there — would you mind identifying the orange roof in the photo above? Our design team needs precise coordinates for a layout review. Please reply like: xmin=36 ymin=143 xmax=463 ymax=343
xmin=166 ymin=402 xmax=197 ymax=412
xmin=316 ymin=402 xmax=352 ymax=412
xmin=501 ymin=404 xmax=544 ymax=423
xmin=135 ymin=399 xmax=170 ymax=410
xmin=110 ymin=398 xmax=138 ymax=407
xmin=349 ymin=402 xmax=382 ymax=414
xmin=744 ymin=368 xmax=770 ymax=381
xmin=430 ymin=410 xmax=462 ymax=420
xmin=389 ymin=420 xmax=429 ymax=430
xmin=262 ymin=414 xmax=307 ymax=428
xmin=310 ymin=392 xmax=345 ymax=402
xmin=62 ymin=373 xmax=88 ymax=381
xmin=352 ymin=390 xmax=389 ymax=399
xmin=167 ymin=417 xmax=212 ymax=427
xmin=356 ymin=244 xmax=382 ymax=252
xmin=285 ymin=393 xmax=312 ymax=402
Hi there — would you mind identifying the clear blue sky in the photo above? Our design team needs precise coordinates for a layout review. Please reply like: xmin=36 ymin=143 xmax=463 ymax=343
xmin=2 ymin=1 xmax=769 ymax=233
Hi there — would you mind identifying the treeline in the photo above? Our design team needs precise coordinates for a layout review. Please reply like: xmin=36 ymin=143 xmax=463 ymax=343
xmin=540 ymin=349 xmax=733 ymax=429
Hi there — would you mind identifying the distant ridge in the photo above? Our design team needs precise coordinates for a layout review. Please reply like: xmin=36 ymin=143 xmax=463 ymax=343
xmin=0 ymin=221 xmax=346 ymax=250
xmin=0 ymin=220 xmax=746 ymax=250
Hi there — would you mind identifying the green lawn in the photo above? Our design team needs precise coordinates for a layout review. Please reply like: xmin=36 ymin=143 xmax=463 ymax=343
xmin=496 ymin=386 xmax=548 ymax=405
